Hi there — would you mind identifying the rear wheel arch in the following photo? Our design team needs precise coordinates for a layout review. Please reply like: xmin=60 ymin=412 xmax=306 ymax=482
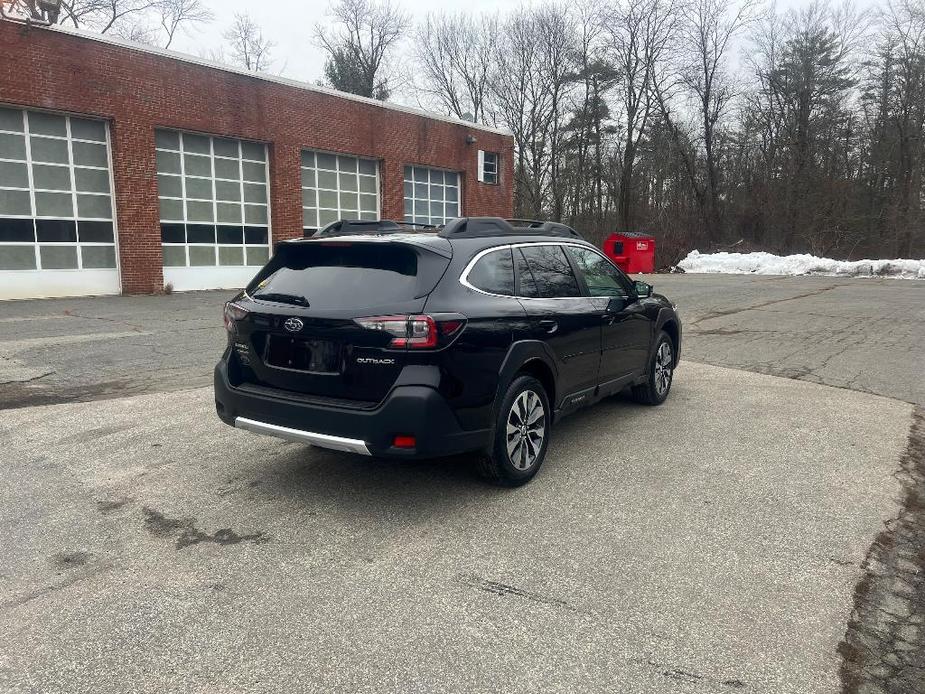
xmin=492 ymin=341 xmax=559 ymax=426
xmin=516 ymin=358 xmax=556 ymax=412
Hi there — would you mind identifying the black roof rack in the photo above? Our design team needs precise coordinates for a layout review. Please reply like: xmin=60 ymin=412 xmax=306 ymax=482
xmin=311 ymin=219 xmax=437 ymax=237
xmin=438 ymin=217 xmax=584 ymax=240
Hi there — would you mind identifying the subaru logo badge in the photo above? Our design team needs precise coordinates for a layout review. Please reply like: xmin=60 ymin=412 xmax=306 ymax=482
xmin=284 ymin=317 xmax=304 ymax=333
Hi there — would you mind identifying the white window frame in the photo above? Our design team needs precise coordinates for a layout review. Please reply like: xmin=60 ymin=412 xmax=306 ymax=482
xmin=477 ymin=150 xmax=499 ymax=185
xmin=301 ymin=150 xmax=380 ymax=234
xmin=0 ymin=106 xmax=119 ymax=273
xmin=403 ymin=165 xmax=462 ymax=226
xmin=155 ymin=129 xmax=272 ymax=269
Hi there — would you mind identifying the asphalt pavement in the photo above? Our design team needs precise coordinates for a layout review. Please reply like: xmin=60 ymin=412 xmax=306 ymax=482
xmin=0 ymin=274 xmax=923 ymax=693
xmin=0 ymin=362 xmax=912 ymax=693
xmin=651 ymin=274 xmax=925 ymax=406
xmin=1 ymin=274 xmax=923 ymax=409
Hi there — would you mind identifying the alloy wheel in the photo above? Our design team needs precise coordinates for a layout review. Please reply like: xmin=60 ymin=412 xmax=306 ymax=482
xmin=505 ymin=389 xmax=546 ymax=470
xmin=654 ymin=341 xmax=673 ymax=395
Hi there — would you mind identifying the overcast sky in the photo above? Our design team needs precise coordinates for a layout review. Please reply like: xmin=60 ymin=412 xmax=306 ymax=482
xmin=165 ymin=0 xmax=871 ymax=102
xmin=168 ymin=0 xmax=524 ymax=86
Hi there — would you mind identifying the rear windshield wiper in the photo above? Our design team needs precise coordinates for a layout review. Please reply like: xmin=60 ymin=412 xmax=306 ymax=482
xmin=252 ymin=292 xmax=310 ymax=307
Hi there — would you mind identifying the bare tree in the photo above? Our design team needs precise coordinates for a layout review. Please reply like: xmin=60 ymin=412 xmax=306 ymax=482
xmin=223 ymin=12 xmax=274 ymax=72
xmin=411 ymin=12 xmax=498 ymax=123
xmin=491 ymin=5 xmax=578 ymax=218
xmin=8 ymin=0 xmax=65 ymax=23
xmin=158 ymin=0 xmax=212 ymax=49
xmin=9 ymin=0 xmax=211 ymax=46
xmin=9 ymin=0 xmax=138 ymax=28
xmin=671 ymin=0 xmax=763 ymax=234
xmin=606 ymin=0 xmax=678 ymax=231
xmin=866 ymin=0 xmax=925 ymax=256
xmin=315 ymin=0 xmax=410 ymax=100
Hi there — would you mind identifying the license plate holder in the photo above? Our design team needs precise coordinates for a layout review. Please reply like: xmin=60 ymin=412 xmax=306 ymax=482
xmin=263 ymin=335 xmax=341 ymax=374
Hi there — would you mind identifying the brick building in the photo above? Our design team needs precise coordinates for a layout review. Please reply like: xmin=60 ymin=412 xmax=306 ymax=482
xmin=0 ymin=17 xmax=514 ymax=300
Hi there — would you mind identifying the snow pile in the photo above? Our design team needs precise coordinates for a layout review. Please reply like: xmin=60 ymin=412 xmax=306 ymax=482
xmin=677 ymin=250 xmax=925 ymax=279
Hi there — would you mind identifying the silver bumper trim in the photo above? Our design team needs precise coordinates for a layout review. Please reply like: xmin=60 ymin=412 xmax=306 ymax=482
xmin=234 ymin=417 xmax=371 ymax=455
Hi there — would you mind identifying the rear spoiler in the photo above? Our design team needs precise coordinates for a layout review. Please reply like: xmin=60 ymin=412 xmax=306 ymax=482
xmin=276 ymin=232 xmax=452 ymax=259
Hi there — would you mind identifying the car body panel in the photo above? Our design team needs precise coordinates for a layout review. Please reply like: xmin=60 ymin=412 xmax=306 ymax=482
xmin=214 ymin=222 xmax=682 ymax=459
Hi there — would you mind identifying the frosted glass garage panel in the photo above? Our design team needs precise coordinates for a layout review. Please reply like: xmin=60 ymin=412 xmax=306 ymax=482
xmin=156 ymin=129 xmax=271 ymax=290
xmin=403 ymin=166 xmax=460 ymax=226
xmin=301 ymin=150 xmax=379 ymax=234
xmin=0 ymin=106 xmax=119 ymax=299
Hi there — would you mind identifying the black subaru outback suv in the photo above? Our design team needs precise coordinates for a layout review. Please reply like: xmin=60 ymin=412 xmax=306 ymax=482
xmin=215 ymin=217 xmax=681 ymax=485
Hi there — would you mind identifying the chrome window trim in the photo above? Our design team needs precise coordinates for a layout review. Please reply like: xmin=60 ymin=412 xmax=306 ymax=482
xmin=459 ymin=241 xmax=628 ymax=300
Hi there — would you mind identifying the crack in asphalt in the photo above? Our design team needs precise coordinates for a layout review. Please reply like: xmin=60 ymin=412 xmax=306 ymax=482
xmin=1 ymin=553 xmax=109 ymax=610
xmin=62 ymin=309 xmax=146 ymax=334
xmin=688 ymin=283 xmax=846 ymax=327
xmin=0 ymin=370 xmax=55 ymax=386
xmin=838 ymin=407 xmax=925 ymax=692
xmin=456 ymin=573 xmax=573 ymax=610
xmin=637 ymin=658 xmax=747 ymax=689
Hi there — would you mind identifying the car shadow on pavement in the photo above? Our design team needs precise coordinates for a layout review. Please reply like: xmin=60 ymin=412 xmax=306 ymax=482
xmin=243 ymin=391 xmax=641 ymax=517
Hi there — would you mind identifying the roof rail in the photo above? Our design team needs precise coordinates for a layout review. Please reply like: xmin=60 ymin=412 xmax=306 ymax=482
xmin=311 ymin=219 xmax=437 ymax=237
xmin=438 ymin=217 xmax=584 ymax=240
xmin=505 ymin=218 xmax=584 ymax=239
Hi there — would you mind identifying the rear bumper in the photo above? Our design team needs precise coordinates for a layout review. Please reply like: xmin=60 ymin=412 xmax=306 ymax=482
xmin=214 ymin=358 xmax=490 ymax=459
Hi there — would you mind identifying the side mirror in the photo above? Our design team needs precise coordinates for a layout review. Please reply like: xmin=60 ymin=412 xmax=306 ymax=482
xmin=634 ymin=280 xmax=653 ymax=298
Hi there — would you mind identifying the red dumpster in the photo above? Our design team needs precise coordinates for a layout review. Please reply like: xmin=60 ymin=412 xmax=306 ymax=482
xmin=603 ymin=232 xmax=655 ymax=274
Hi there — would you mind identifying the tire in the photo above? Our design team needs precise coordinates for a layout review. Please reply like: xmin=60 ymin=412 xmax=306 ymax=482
xmin=632 ymin=331 xmax=675 ymax=406
xmin=477 ymin=375 xmax=551 ymax=486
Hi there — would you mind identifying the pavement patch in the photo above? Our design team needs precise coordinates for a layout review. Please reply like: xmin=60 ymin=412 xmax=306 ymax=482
xmin=838 ymin=407 xmax=925 ymax=692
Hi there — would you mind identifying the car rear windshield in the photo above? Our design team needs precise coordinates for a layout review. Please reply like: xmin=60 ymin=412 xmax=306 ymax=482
xmin=247 ymin=242 xmax=450 ymax=310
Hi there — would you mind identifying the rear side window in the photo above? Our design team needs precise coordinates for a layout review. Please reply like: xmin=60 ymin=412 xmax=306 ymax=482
xmin=248 ymin=243 xmax=449 ymax=310
xmin=467 ymin=247 xmax=514 ymax=295
xmin=517 ymin=245 xmax=581 ymax=298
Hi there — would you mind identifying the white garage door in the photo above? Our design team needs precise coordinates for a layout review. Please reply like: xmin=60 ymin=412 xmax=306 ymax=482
xmin=301 ymin=149 xmax=380 ymax=235
xmin=156 ymin=129 xmax=271 ymax=291
xmin=0 ymin=107 xmax=120 ymax=300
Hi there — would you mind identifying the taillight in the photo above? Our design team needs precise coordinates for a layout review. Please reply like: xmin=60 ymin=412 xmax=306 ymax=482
xmin=223 ymin=301 xmax=248 ymax=333
xmin=353 ymin=314 xmax=463 ymax=349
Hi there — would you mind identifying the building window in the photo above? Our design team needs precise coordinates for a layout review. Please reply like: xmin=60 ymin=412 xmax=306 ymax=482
xmin=155 ymin=129 xmax=270 ymax=268
xmin=301 ymin=150 xmax=379 ymax=234
xmin=403 ymin=166 xmax=460 ymax=226
xmin=0 ymin=107 xmax=116 ymax=271
xmin=478 ymin=151 xmax=499 ymax=185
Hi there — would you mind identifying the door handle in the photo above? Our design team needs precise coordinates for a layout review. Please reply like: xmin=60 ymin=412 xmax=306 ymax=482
xmin=538 ymin=319 xmax=558 ymax=334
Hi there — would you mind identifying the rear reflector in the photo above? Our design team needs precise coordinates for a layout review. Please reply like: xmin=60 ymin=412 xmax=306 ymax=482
xmin=392 ymin=435 xmax=416 ymax=449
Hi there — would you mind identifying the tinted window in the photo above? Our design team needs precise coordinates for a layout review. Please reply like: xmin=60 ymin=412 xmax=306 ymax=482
xmin=467 ymin=248 xmax=514 ymax=295
xmin=249 ymin=243 xmax=450 ymax=310
xmin=567 ymin=247 xmax=630 ymax=297
xmin=518 ymin=245 xmax=581 ymax=298
xmin=514 ymin=248 xmax=538 ymax=297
